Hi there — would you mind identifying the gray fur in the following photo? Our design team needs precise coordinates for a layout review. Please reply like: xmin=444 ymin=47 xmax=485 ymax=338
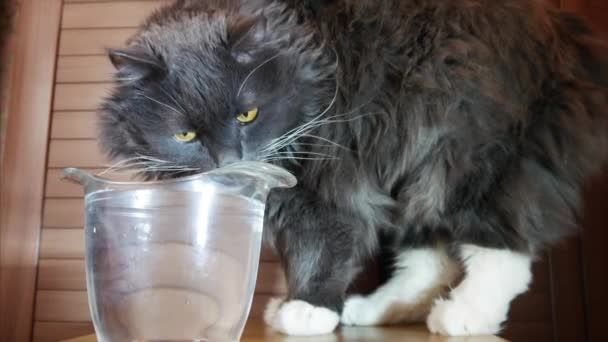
xmin=98 ymin=0 xmax=608 ymax=318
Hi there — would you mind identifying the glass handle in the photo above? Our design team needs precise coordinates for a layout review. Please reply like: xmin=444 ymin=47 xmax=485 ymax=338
xmin=62 ymin=168 xmax=100 ymax=191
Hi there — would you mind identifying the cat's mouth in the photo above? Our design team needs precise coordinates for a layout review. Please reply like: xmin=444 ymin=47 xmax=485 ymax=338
xmin=130 ymin=158 xmax=283 ymax=181
xmin=100 ymin=148 xmax=293 ymax=181
xmin=100 ymin=154 xmax=205 ymax=180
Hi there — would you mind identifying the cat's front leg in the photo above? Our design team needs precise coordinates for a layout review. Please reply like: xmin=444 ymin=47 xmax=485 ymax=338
xmin=263 ymin=198 xmax=364 ymax=336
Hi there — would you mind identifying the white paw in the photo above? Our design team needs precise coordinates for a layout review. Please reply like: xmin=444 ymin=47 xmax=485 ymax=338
xmin=341 ymin=295 xmax=382 ymax=326
xmin=426 ymin=298 xmax=503 ymax=336
xmin=263 ymin=297 xmax=285 ymax=327
xmin=264 ymin=299 xmax=340 ymax=336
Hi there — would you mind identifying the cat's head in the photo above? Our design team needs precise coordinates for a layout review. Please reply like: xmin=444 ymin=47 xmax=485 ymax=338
xmin=99 ymin=0 xmax=336 ymax=178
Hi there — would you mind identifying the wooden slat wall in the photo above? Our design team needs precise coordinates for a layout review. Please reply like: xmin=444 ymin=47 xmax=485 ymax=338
xmin=32 ymin=1 xmax=577 ymax=341
xmin=35 ymin=1 xmax=285 ymax=341
xmin=0 ymin=1 xmax=63 ymax=341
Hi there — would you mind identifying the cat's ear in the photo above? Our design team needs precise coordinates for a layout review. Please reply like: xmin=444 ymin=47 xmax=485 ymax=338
xmin=227 ymin=16 xmax=268 ymax=64
xmin=108 ymin=48 xmax=165 ymax=81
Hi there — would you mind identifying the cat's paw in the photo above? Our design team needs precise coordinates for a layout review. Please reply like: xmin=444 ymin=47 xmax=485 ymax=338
xmin=263 ymin=297 xmax=286 ymax=327
xmin=264 ymin=299 xmax=340 ymax=336
xmin=426 ymin=298 xmax=502 ymax=336
xmin=341 ymin=295 xmax=382 ymax=326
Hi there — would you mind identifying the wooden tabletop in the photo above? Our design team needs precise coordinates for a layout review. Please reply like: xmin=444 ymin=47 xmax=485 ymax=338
xmin=62 ymin=320 xmax=507 ymax=342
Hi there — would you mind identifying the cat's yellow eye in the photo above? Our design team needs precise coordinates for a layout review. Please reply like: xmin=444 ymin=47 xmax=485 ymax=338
xmin=174 ymin=131 xmax=197 ymax=143
xmin=236 ymin=107 xmax=259 ymax=124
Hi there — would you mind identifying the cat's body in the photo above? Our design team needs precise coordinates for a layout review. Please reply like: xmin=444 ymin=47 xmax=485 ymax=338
xmin=99 ymin=0 xmax=608 ymax=336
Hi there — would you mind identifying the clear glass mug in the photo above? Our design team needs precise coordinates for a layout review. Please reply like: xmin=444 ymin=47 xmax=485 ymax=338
xmin=63 ymin=162 xmax=296 ymax=342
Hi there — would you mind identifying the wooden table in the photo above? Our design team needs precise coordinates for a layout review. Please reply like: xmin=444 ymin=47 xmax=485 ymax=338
xmin=62 ymin=320 xmax=508 ymax=341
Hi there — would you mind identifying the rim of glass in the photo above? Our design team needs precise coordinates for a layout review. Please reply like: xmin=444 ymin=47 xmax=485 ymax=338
xmin=62 ymin=161 xmax=296 ymax=187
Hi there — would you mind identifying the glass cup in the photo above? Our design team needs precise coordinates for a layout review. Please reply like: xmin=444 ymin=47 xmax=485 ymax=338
xmin=63 ymin=162 xmax=296 ymax=342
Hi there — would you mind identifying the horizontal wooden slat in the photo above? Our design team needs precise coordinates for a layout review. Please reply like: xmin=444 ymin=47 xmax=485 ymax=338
xmin=39 ymin=227 xmax=279 ymax=261
xmin=50 ymin=111 xmax=98 ymax=139
xmin=63 ymin=1 xmax=164 ymax=29
xmin=53 ymin=83 xmax=110 ymax=111
xmin=35 ymin=291 xmax=91 ymax=322
xmin=57 ymin=56 xmax=114 ymax=83
xmin=48 ymin=140 xmax=107 ymax=168
xmin=35 ymin=291 xmax=274 ymax=322
xmin=33 ymin=321 xmax=94 ymax=342
xmin=43 ymin=199 xmax=85 ymax=228
xmin=37 ymin=259 xmax=86 ymax=291
xmin=59 ymin=28 xmax=136 ymax=55
xmin=40 ymin=229 xmax=85 ymax=258
xmin=37 ymin=259 xmax=286 ymax=294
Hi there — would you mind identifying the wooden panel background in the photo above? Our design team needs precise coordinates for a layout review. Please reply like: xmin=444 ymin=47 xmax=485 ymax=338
xmin=34 ymin=1 xmax=286 ymax=341
xmin=37 ymin=1 xmax=559 ymax=341
xmin=0 ymin=0 xmax=598 ymax=341
xmin=0 ymin=1 xmax=63 ymax=341
xmin=561 ymin=3 xmax=608 ymax=342
xmin=555 ymin=4 xmax=608 ymax=342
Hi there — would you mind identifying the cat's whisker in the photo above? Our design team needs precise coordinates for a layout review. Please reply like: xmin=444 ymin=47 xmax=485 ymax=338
xmin=261 ymin=121 xmax=350 ymax=156
xmin=300 ymin=134 xmax=352 ymax=151
xmin=312 ymin=112 xmax=384 ymax=125
xmin=98 ymin=158 xmax=154 ymax=176
xmin=98 ymin=154 xmax=194 ymax=176
xmin=114 ymin=76 xmax=142 ymax=83
xmin=263 ymin=156 xmax=338 ymax=162
xmin=158 ymin=86 xmax=189 ymax=116
xmin=266 ymin=115 xmax=362 ymax=150
xmin=261 ymin=105 xmax=379 ymax=156
xmin=139 ymin=93 xmax=186 ymax=117
xmin=165 ymin=169 xmax=199 ymax=177
xmin=102 ymin=166 xmax=199 ymax=178
xmin=290 ymin=143 xmax=336 ymax=149
xmin=237 ymin=52 xmax=283 ymax=97
xmin=98 ymin=163 xmax=158 ymax=176
xmin=263 ymin=110 xmax=376 ymax=154
xmin=104 ymin=155 xmax=148 ymax=166
xmin=137 ymin=164 xmax=200 ymax=171
xmin=261 ymin=74 xmax=341 ymax=153
xmin=267 ymin=94 xmax=340 ymax=146
xmin=272 ymin=151 xmax=336 ymax=158
xmin=133 ymin=154 xmax=172 ymax=164
xmin=283 ymin=94 xmax=374 ymax=134
xmin=268 ymin=109 xmax=343 ymax=146
xmin=109 ymin=169 xmax=194 ymax=181
xmin=110 ymin=158 xmax=164 ymax=168
xmin=137 ymin=158 xmax=172 ymax=165
xmin=263 ymin=157 xmax=339 ymax=165
xmin=262 ymin=120 xmax=331 ymax=154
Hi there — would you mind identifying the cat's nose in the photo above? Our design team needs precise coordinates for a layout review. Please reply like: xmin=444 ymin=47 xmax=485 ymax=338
xmin=216 ymin=150 xmax=241 ymax=167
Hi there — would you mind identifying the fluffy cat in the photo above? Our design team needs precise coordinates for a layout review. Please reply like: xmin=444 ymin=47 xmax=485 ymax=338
xmin=99 ymin=0 xmax=608 ymax=336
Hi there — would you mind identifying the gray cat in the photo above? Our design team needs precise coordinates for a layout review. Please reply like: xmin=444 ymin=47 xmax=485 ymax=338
xmin=99 ymin=0 xmax=608 ymax=336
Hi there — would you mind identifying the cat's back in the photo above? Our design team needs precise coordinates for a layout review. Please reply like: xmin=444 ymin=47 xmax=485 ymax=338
xmin=313 ymin=0 xmax=568 ymax=61
xmin=309 ymin=0 xmax=606 ymax=103
xmin=306 ymin=0 xmax=608 ymax=192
